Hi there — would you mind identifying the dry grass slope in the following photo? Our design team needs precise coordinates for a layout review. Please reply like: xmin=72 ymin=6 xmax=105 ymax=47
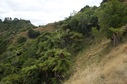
xmin=35 ymin=23 xmax=56 ymax=32
xmin=65 ymin=40 xmax=127 ymax=84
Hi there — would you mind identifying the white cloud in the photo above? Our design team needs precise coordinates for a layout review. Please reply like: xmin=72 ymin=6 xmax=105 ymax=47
xmin=0 ymin=0 xmax=102 ymax=26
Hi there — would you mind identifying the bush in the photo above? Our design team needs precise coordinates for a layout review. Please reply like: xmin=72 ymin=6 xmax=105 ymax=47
xmin=28 ymin=29 xmax=40 ymax=38
xmin=17 ymin=36 xmax=26 ymax=43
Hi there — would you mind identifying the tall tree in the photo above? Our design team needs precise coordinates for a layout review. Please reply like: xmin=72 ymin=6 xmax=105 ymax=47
xmin=98 ymin=0 xmax=127 ymax=45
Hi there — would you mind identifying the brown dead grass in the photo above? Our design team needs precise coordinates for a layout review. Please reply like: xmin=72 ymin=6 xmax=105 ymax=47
xmin=65 ymin=40 xmax=127 ymax=84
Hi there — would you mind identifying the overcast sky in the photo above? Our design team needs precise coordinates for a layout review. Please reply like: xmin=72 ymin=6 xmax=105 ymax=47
xmin=0 ymin=0 xmax=102 ymax=26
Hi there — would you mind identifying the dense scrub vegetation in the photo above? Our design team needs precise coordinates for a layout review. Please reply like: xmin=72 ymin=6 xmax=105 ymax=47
xmin=0 ymin=18 xmax=34 ymax=55
xmin=28 ymin=29 xmax=40 ymax=38
xmin=0 ymin=17 xmax=34 ymax=33
xmin=0 ymin=0 xmax=127 ymax=84
xmin=0 ymin=29 xmax=83 ymax=84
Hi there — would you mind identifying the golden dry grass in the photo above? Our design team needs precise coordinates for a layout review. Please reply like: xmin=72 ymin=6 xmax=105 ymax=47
xmin=65 ymin=40 xmax=127 ymax=84
xmin=35 ymin=23 xmax=56 ymax=32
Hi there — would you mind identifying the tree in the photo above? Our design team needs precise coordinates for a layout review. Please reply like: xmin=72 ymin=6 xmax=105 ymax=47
xmin=0 ymin=19 xmax=2 ymax=23
xmin=62 ymin=6 xmax=99 ymax=36
xmin=108 ymin=27 xmax=124 ymax=46
xmin=98 ymin=0 xmax=127 ymax=28
xmin=97 ymin=0 xmax=127 ymax=45
xmin=3 ymin=17 xmax=12 ymax=23
xmin=13 ymin=18 xmax=19 ymax=22
xmin=101 ymin=0 xmax=108 ymax=4
xmin=28 ymin=29 xmax=40 ymax=38
xmin=17 ymin=36 xmax=27 ymax=43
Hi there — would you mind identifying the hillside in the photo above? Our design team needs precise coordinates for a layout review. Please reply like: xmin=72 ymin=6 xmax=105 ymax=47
xmin=0 ymin=0 xmax=127 ymax=84
xmin=12 ymin=23 xmax=57 ymax=43
xmin=65 ymin=39 xmax=127 ymax=84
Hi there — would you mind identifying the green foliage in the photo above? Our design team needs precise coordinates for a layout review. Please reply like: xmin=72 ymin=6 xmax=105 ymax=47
xmin=21 ymin=65 xmax=39 ymax=84
xmin=108 ymin=27 xmax=125 ymax=45
xmin=0 ymin=39 xmax=9 ymax=54
xmin=108 ymin=27 xmax=124 ymax=37
xmin=17 ymin=36 xmax=27 ymax=43
xmin=0 ymin=17 xmax=34 ymax=33
xmin=1 ymin=1 xmax=127 ymax=83
xmin=37 ymin=49 xmax=71 ymax=83
xmin=0 ymin=74 xmax=22 ymax=84
xmin=101 ymin=0 xmax=108 ymax=4
xmin=59 ymin=6 xmax=99 ymax=36
xmin=28 ymin=29 xmax=40 ymax=38
xmin=0 ymin=28 xmax=83 ymax=83
xmin=97 ymin=0 xmax=127 ymax=45
xmin=97 ymin=0 xmax=127 ymax=34
xmin=39 ymin=49 xmax=71 ymax=72
xmin=91 ymin=27 xmax=102 ymax=42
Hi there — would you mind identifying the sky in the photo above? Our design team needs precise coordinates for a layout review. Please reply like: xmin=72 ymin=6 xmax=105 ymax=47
xmin=0 ymin=0 xmax=102 ymax=26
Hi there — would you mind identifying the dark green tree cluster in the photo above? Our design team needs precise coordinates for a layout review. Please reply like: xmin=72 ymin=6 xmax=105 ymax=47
xmin=0 ymin=17 xmax=35 ymax=55
xmin=56 ymin=0 xmax=127 ymax=45
xmin=17 ymin=36 xmax=27 ymax=43
xmin=28 ymin=29 xmax=40 ymax=38
xmin=59 ymin=5 xmax=99 ymax=36
xmin=0 ymin=17 xmax=34 ymax=34
xmin=0 ymin=38 xmax=9 ymax=54
xmin=97 ymin=0 xmax=127 ymax=45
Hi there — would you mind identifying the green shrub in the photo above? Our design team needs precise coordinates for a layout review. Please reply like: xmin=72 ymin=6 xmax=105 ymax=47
xmin=28 ymin=29 xmax=40 ymax=38
xmin=0 ymin=74 xmax=22 ymax=84
xmin=17 ymin=36 xmax=26 ymax=43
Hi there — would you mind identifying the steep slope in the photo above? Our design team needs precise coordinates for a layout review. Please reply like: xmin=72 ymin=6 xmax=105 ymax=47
xmin=65 ymin=39 xmax=127 ymax=84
